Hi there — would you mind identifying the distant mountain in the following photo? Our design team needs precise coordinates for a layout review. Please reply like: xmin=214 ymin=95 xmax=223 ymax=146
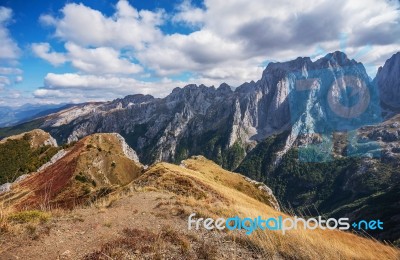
xmin=0 ymin=103 xmax=73 ymax=128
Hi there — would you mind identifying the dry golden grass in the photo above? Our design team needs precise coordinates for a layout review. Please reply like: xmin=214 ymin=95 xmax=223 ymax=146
xmin=7 ymin=210 xmax=50 ymax=224
xmin=83 ymin=225 xmax=217 ymax=260
xmin=0 ymin=203 xmax=12 ymax=234
xmin=75 ymin=134 xmax=143 ymax=187
xmin=0 ymin=202 xmax=55 ymax=244
xmin=134 ymin=156 xmax=400 ymax=260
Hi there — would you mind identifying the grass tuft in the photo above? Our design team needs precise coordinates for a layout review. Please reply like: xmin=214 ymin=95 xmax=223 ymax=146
xmin=8 ymin=210 xmax=51 ymax=224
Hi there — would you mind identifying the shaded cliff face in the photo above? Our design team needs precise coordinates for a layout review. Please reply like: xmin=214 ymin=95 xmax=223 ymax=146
xmin=38 ymin=85 xmax=237 ymax=166
xmin=375 ymin=52 xmax=400 ymax=110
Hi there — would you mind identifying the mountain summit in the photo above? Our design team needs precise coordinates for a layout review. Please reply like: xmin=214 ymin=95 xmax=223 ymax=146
xmin=375 ymin=52 xmax=400 ymax=109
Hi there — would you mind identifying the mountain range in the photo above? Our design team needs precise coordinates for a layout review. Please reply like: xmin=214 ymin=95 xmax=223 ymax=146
xmin=0 ymin=103 xmax=73 ymax=128
xmin=2 ymin=51 xmax=397 ymax=164
xmin=0 ymin=51 xmax=399 ymax=244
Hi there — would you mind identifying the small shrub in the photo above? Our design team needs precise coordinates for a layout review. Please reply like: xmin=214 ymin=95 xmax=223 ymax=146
xmin=75 ymin=174 xmax=89 ymax=183
xmin=62 ymin=141 xmax=77 ymax=149
xmin=25 ymin=224 xmax=37 ymax=236
xmin=82 ymin=186 xmax=92 ymax=195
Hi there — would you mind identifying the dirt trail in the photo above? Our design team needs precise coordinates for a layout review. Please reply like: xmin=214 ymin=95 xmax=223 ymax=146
xmin=1 ymin=192 xmax=180 ymax=259
xmin=1 ymin=191 xmax=257 ymax=260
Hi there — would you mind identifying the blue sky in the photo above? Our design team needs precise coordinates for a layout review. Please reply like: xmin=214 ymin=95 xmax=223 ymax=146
xmin=0 ymin=0 xmax=399 ymax=106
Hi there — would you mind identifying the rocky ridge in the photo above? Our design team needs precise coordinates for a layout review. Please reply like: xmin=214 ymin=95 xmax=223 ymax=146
xmin=0 ymin=129 xmax=57 ymax=148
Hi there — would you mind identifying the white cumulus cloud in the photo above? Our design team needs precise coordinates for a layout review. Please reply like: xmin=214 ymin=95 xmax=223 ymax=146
xmin=65 ymin=42 xmax=142 ymax=75
xmin=46 ymin=1 xmax=163 ymax=50
xmin=172 ymin=0 xmax=205 ymax=27
xmin=0 ymin=7 xmax=20 ymax=60
xmin=0 ymin=6 xmax=22 ymax=94
xmin=32 ymin=42 xmax=67 ymax=66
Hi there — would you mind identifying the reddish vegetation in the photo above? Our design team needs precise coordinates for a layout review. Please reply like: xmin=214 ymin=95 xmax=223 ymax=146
xmin=14 ymin=140 xmax=85 ymax=210
xmin=3 ymin=133 xmax=143 ymax=210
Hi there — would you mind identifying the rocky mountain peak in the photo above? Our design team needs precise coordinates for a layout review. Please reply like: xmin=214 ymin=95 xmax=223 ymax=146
xmin=169 ymin=84 xmax=213 ymax=98
xmin=313 ymin=51 xmax=367 ymax=78
xmin=374 ymin=52 xmax=400 ymax=108
xmin=377 ymin=52 xmax=400 ymax=74
xmin=262 ymin=56 xmax=313 ymax=80
xmin=320 ymin=51 xmax=351 ymax=64
xmin=217 ymin=83 xmax=233 ymax=94
xmin=119 ymin=94 xmax=155 ymax=105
